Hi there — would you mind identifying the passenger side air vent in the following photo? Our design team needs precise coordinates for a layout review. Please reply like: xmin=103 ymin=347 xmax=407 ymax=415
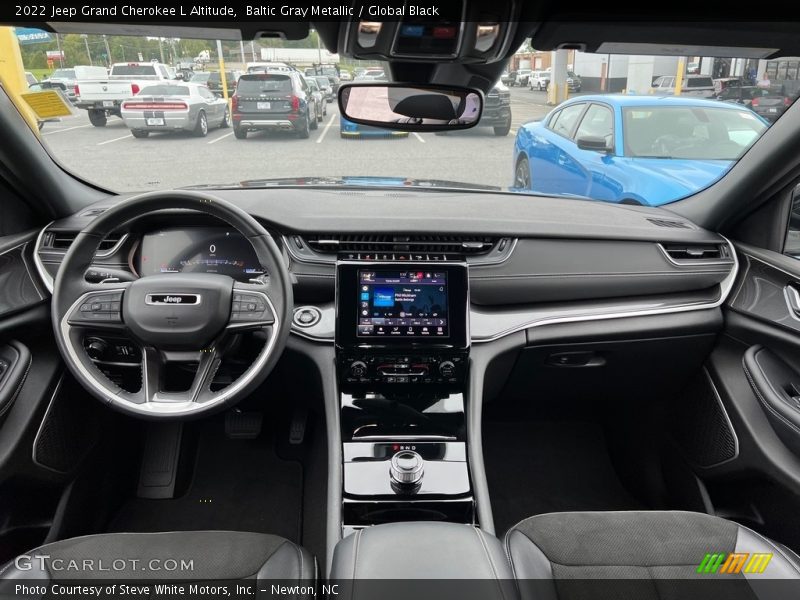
xmin=647 ymin=218 xmax=691 ymax=229
xmin=303 ymin=234 xmax=498 ymax=255
xmin=662 ymin=243 xmax=730 ymax=262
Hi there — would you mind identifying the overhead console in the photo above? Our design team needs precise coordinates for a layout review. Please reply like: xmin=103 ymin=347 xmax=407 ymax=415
xmin=338 ymin=0 xmax=520 ymax=64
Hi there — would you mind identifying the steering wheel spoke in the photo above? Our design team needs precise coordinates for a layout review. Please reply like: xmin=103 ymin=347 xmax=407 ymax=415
xmin=227 ymin=282 xmax=277 ymax=332
xmin=66 ymin=282 xmax=131 ymax=331
xmin=138 ymin=344 xmax=223 ymax=405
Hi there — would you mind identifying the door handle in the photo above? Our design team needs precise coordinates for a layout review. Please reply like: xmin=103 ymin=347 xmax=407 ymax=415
xmin=784 ymin=284 xmax=800 ymax=317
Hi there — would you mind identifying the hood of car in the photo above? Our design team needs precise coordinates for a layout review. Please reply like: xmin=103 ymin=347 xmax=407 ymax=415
xmin=621 ymin=157 xmax=733 ymax=190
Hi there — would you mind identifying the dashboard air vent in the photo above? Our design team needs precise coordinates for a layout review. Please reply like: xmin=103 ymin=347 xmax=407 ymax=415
xmin=662 ymin=243 xmax=729 ymax=261
xmin=303 ymin=234 xmax=497 ymax=255
xmin=41 ymin=231 xmax=123 ymax=253
xmin=647 ymin=218 xmax=691 ymax=229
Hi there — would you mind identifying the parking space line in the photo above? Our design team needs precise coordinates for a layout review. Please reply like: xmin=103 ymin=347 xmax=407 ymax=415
xmin=97 ymin=134 xmax=133 ymax=146
xmin=43 ymin=124 xmax=92 ymax=135
xmin=412 ymin=132 xmax=426 ymax=143
xmin=316 ymin=113 xmax=337 ymax=144
xmin=208 ymin=132 xmax=234 ymax=144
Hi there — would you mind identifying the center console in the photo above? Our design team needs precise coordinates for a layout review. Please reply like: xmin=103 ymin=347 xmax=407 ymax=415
xmin=335 ymin=260 xmax=474 ymax=532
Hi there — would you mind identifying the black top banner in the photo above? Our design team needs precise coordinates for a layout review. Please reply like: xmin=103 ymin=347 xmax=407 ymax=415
xmin=6 ymin=1 xmax=468 ymax=22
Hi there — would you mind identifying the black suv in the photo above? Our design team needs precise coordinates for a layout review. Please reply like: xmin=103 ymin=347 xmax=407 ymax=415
xmin=479 ymin=82 xmax=512 ymax=135
xmin=232 ymin=71 xmax=316 ymax=139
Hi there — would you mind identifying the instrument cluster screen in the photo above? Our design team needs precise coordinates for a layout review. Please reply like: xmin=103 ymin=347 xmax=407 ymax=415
xmin=357 ymin=270 xmax=448 ymax=338
xmin=139 ymin=228 xmax=265 ymax=280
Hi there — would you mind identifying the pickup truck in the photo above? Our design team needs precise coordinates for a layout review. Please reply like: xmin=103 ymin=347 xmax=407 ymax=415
xmin=74 ymin=62 xmax=174 ymax=126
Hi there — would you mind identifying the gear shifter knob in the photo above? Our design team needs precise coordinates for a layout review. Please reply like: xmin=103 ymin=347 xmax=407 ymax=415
xmin=389 ymin=450 xmax=424 ymax=487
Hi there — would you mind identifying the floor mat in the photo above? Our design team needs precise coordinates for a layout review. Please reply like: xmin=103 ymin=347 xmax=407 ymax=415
xmin=484 ymin=420 xmax=642 ymax=536
xmin=109 ymin=419 xmax=303 ymax=543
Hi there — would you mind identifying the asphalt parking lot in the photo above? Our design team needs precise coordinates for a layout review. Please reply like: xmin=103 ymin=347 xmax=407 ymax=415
xmin=40 ymin=87 xmax=552 ymax=192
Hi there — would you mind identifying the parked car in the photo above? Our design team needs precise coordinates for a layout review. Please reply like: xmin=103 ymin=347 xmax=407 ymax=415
xmin=566 ymin=71 xmax=583 ymax=92
xmin=717 ymin=85 xmax=780 ymax=108
xmin=245 ymin=62 xmax=293 ymax=74
xmin=512 ymin=95 xmax=768 ymax=206
xmin=340 ymin=116 xmax=409 ymax=139
xmin=500 ymin=71 xmax=514 ymax=86
xmin=506 ymin=70 xmax=517 ymax=86
xmin=651 ymin=74 xmax=716 ymax=98
xmin=232 ymin=71 xmax=315 ymax=139
xmin=303 ymin=76 xmax=326 ymax=123
xmin=339 ymin=69 xmax=353 ymax=82
xmin=749 ymin=86 xmax=796 ymax=122
xmin=713 ymin=77 xmax=743 ymax=95
xmin=120 ymin=82 xmax=229 ymax=138
xmin=75 ymin=62 xmax=174 ymax=126
xmin=354 ymin=70 xmax=387 ymax=81
xmin=41 ymin=68 xmax=78 ymax=102
xmin=190 ymin=70 xmax=241 ymax=97
xmin=312 ymin=76 xmax=334 ymax=102
xmin=480 ymin=82 xmax=512 ymax=136
xmin=515 ymin=69 xmax=532 ymax=87
xmin=529 ymin=70 xmax=550 ymax=91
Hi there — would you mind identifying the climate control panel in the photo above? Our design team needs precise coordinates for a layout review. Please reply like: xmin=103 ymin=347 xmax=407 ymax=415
xmin=338 ymin=352 xmax=468 ymax=389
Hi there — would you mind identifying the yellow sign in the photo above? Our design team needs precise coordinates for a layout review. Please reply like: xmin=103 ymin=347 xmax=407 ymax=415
xmin=19 ymin=89 xmax=74 ymax=120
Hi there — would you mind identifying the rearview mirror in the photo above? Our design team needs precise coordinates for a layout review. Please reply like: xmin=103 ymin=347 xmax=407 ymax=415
xmin=338 ymin=83 xmax=483 ymax=132
xmin=576 ymin=136 xmax=612 ymax=153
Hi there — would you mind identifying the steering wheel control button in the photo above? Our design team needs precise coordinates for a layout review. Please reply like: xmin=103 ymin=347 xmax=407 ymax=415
xmin=293 ymin=307 xmax=321 ymax=328
xmin=73 ymin=291 xmax=124 ymax=323
xmin=390 ymin=450 xmax=424 ymax=490
xmin=230 ymin=292 xmax=274 ymax=324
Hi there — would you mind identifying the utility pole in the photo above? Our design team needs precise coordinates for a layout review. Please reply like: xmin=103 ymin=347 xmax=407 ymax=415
xmin=55 ymin=33 xmax=64 ymax=67
xmin=250 ymin=40 xmax=256 ymax=62
xmin=102 ymin=35 xmax=111 ymax=66
xmin=158 ymin=38 xmax=165 ymax=63
xmin=81 ymin=34 xmax=92 ymax=65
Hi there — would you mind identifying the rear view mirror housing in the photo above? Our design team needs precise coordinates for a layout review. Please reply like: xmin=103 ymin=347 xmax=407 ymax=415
xmin=338 ymin=83 xmax=484 ymax=132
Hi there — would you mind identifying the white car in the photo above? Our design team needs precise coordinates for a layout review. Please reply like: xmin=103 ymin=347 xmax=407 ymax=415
xmin=529 ymin=70 xmax=551 ymax=91
xmin=120 ymin=82 xmax=229 ymax=138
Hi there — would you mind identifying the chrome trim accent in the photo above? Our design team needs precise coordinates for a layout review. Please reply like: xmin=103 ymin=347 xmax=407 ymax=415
xmin=283 ymin=234 xmax=517 ymax=267
xmin=60 ymin=288 xmax=281 ymax=417
xmin=33 ymin=223 xmax=55 ymax=293
xmin=145 ymin=293 xmax=201 ymax=306
xmin=471 ymin=237 xmax=738 ymax=343
xmin=657 ymin=242 xmax=735 ymax=267
xmin=33 ymin=224 xmax=131 ymax=294
xmin=352 ymin=434 xmax=458 ymax=441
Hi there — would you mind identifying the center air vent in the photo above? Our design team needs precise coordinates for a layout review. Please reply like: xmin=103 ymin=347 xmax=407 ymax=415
xmin=303 ymin=234 xmax=498 ymax=255
xmin=662 ymin=243 xmax=730 ymax=262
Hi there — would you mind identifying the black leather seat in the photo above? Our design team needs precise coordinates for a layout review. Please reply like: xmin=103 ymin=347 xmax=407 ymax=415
xmin=505 ymin=511 xmax=800 ymax=599
xmin=1 ymin=531 xmax=315 ymax=583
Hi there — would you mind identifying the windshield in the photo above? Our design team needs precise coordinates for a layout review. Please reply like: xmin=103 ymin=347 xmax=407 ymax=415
xmin=51 ymin=69 xmax=75 ymax=79
xmin=623 ymin=106 xmax=767 ymax=160
xmin=20 ymin=30 xmax=799 ymax=206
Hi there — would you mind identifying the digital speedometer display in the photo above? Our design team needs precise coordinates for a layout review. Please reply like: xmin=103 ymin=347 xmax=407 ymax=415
xmin=138 ymin=228 xmax=265 ymax=280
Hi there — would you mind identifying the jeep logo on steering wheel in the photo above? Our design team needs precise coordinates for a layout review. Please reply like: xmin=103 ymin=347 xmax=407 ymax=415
xmin=145 ymin=294 xmax=201 ymax=306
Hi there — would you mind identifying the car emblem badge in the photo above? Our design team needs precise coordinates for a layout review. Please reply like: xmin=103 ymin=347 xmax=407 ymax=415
xmin=102 ymin=85 xmax=107 ymax=91
xmin=145 ymin=294 xmax=201 ymax=306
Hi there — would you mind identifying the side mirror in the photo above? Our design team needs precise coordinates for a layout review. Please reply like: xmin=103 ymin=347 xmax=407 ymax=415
xmin=576 ymin=136 xmax=612 ymax=153
xmin=338 ymin=83 xmax=483 ymax=132
xmin=651 ymin=82 xmax=659 ymax=88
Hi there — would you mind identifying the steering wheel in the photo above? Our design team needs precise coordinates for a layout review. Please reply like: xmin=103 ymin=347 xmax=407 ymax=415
xmin=51 ymin=191 xmax=293 ymax=419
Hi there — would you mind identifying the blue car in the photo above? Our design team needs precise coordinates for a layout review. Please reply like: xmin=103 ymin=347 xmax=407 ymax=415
xmin=340 ymin=116 xmax=409 ymax=139
xmin=512 ymin=95 xmax=768 ymax=206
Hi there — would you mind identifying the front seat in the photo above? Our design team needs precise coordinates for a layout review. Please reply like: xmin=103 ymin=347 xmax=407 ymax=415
xmin=0 ymin=531 xmax=315 ymax=583
xmin=505 ymin=511 xmax=800 ymax=599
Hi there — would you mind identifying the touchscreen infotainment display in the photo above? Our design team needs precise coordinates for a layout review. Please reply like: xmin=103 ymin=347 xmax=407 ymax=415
xmin=357 ymin=270 xmax=448 ymax=338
